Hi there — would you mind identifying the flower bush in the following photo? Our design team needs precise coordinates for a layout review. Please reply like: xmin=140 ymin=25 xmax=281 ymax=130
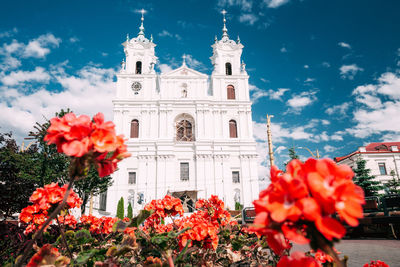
xmin=6 ymin=112 xmax=389 ymax=266
xmin=19 ymin=183 xmax=82 ymax=235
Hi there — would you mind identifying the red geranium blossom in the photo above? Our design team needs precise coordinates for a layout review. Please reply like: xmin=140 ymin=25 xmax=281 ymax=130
xmin=250 ymin=158 xmax=365 ymax=253
xmin=277 ymin=251 xmax=321 ymax=267
xmin=363 ymin=260 xmax=390 ymax=267
xmin=20 ymin=183 xmax=82 ymax=235
xmin=44 ymin=112 xmax=130 ymax=177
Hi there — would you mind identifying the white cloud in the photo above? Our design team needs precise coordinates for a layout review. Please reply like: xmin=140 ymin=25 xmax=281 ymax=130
xmin=239 ymin=13 xmax=259 ymax=25
xmin=348 ymin=71 xmax=400 ymax=138
xmin=69 ymin=37 xmax=79 ymax=43
xmin=249 ymin=84 xmax=268 ymax=103
xmin=185 ymin=54 xmax=207 ymax=71
xmin=339 ymin=64 xmax=363 ymax=80
xmin=280 ymin=47 xmax=287 ymax=53
xmin=0 ymin=64 xmax=115 ymax=142
xmin=325 ymin=102 xmax=350 ymax=115
xmin=304 ymin=64 xmax=309 ymax=69
xmin=267 ymin=88 xmax=289 ymax=101
xmin=158 ymin=64 xmax=173 ymax=74
xmin=217 ymin=0 xmax=253 ymax=12
xmin=286 ymin=91 xmax=317 ymax=112
xmin=0 ymin=33 xmax=61 ymax=62
xmin=23 ymin=33 xmax=61 ymax=58
xmin=1 ymin=67 xmax=50 ymax=86
xmin=322 ymin=62 xmax=331 ymax=68
xmin=304 ymin=78 xmax=315 ymax=83
xmin=321 ymin=119 xmax=330 ymax=125
xmin=264 ymin=0 xmax=290 ymax=8
xmin=324 ymin=145 xmax=335 ymax=153
xmin=338 ymin=42 xmax=351 ymax=49
xmin=158 ymin=30 xmax=173 ymax=38
xmin=0 ymin=28 xmax=18 ymax=39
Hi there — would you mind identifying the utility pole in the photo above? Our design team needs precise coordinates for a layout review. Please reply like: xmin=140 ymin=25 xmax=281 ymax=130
xmin=266 ymin=114 xmax=274 ymax=167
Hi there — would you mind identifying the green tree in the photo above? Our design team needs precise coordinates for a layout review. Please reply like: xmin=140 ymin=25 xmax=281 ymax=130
xmin=127 ymin=202 xmax=133 ymax=219
xmin=0 ymin=132 xmax=37 ymax=219
xmin=384 ymin=170 xmax=400 ymax=195
xmin=353 ymin=159 xmax=383 ymax=197
xmin=27 ymin=109 xmax=71 ymax=186
xmin=117 ymin=197 xmax=124 ymax=219
xmin=74 ymin=168 xmax=113 ymax=214
xmin=284 ymin=146 xmax=300 ymax=169
xmin=28 ymin=109 xmax=113 ymax=213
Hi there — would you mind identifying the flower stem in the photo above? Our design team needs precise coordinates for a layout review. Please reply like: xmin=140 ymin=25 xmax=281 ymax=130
xmin=56 ymin=217 xmax=73 ymax=260
xmin=314 ymin=231 xmax=344 ymax=267
xmin=167 ymin=255 xmax=175 ymax=267
xmin=15 ymin=177 xmax=77 ymax=267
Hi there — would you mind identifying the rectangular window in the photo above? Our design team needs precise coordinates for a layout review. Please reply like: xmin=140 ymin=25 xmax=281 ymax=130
xmin=99 ymin=191 xmax=107 ymax=211
xmin=378 ymin=163 xmax=387 ymax=175
xmin=180 ymin=162 xmax=189 ymax=181
xmin=128 ymin=172 xmax=136 ymax=184
xmin=232 ymin=171 xmax=240 ymax=183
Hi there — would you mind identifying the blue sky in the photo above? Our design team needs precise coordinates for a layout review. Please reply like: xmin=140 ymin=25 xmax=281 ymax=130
xmin=1 ymin=0 xmax=400 ymax=177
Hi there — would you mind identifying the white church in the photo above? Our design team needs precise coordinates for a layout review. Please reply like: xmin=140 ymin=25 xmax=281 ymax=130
xmin=95 ymin=11 xmax=259 ymax=216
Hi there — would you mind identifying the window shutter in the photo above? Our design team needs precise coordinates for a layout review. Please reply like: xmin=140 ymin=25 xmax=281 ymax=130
xmin=131 ymin=120 xmax=139 ymax=138
xmin=229 ymin=120 xmax=237 ymax=138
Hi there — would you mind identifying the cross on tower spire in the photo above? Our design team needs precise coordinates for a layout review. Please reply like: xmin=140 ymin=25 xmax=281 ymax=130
xmin=138 ymin=9 xmax=146 ymax=37
xmin=182 ymin=54 xmax=187 ymax=66
xmin=221 ymin=9 xmax=229 ymax=41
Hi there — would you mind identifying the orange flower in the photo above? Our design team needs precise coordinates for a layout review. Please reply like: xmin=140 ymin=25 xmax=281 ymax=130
xmin=363 ymin=260 xmax=390 ymax=267
xmin=334 ymin=182 xmax=365 ymax=226
xmin=277 ymin=251 xmax=321 ymax=267
xmin=44 ymin=112 xmax=130 ymax=177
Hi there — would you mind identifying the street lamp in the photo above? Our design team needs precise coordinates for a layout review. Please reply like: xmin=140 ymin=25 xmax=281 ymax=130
xmin=298 ymin=146 xmax=321 ymax=159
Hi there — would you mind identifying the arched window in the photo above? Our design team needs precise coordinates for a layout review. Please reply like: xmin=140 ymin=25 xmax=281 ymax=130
xmin=130 ymin=119 xmax=139 ymax=138
xmin=175 ymin=113 xmax=195 ymax=141
xmin=229 ymin=120 xmax=237 ymax=138
xmin=227 ymin=85 xmax=235 ymax=99
xmin=225 ymin=62 xmax=232 ymax=75
xmin=135 ymin=61 xmax=142 ymax=74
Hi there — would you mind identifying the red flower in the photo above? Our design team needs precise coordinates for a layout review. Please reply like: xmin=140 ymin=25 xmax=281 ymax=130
xmin=363 ymin=260 xmax=390 ymax=267
xmin=20 ymin=183 xmax=82 ymax=235
xmin=27 ymin=244 xmax=70 ymax=267
xmin=44 ymin=112 xmax=130 ymax=177
xmin=251 ymin=158 xmax=365 ymax=252
xmin=277 ymin=251 xmax=321 ymax=267
xmin=312 ymin=249 xmax=336 ymax=263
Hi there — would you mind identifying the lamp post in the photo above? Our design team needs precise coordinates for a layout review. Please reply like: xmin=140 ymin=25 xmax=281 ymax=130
xmin=266 ymin=114 xmax=274 ymax=167
xmin=298 ymin=146 xmax=320 ymax=159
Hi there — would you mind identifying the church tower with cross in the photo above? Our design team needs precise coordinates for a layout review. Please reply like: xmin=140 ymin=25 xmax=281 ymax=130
xmin=95 ymin=10 xmax=259 ymax=216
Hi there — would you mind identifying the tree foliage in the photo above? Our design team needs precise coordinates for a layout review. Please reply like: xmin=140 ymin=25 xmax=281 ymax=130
xmin=127 ymin=202 xmax=133 ymax=219
xmin=28 ymin=108 xmax=113 ymax=213
xmin=117 ymin=197 xmax=124 ymax=219
xmin=284 ymin=147 xmax=300 ymax=169
xmin=384 ymin=170 xmax=400 ymax=195
xmin=0 ymin=132 xmax=37 ymax=219
xmin=353 ymin=159 xmax=383 ymax=197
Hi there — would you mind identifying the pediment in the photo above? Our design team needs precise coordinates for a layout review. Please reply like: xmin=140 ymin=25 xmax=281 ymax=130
xmin=160 ymin=65 xmax=208 ymax=79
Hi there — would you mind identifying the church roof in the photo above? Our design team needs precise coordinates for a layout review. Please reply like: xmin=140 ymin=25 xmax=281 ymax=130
xmin=160 ymin=62 xmax=208 ymax=79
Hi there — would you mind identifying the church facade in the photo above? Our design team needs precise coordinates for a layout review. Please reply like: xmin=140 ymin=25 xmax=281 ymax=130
xmin=96 ymin=12 xmax=259 ymax=216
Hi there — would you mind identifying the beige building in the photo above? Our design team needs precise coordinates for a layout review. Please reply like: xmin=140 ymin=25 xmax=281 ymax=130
xmin=334 ymin=142 xmax=400 ymax=187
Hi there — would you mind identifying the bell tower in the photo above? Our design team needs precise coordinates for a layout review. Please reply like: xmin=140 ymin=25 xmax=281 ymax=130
xmin=116 ymin=9 xmax=158 ymax=100
xmin=210 ymin=10 xmax=249 ymax=101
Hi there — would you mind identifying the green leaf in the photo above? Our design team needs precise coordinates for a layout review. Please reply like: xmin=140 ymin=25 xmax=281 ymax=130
xmin=74 ymin=229 xmax=93 ymax=245
xmin=113 ymin=219 xmax=130 ymax=233
xmin=175 ymin=239 xmax=191 ymax=263
xmin=130 ymin=209 xmax=153 ymax=227
xmin=75 ymin=249 xmax=98 ymax=265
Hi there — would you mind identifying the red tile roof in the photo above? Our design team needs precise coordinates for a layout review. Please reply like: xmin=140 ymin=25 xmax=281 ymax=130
xmin=334 ymin=142 xmax=400 ymax=163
